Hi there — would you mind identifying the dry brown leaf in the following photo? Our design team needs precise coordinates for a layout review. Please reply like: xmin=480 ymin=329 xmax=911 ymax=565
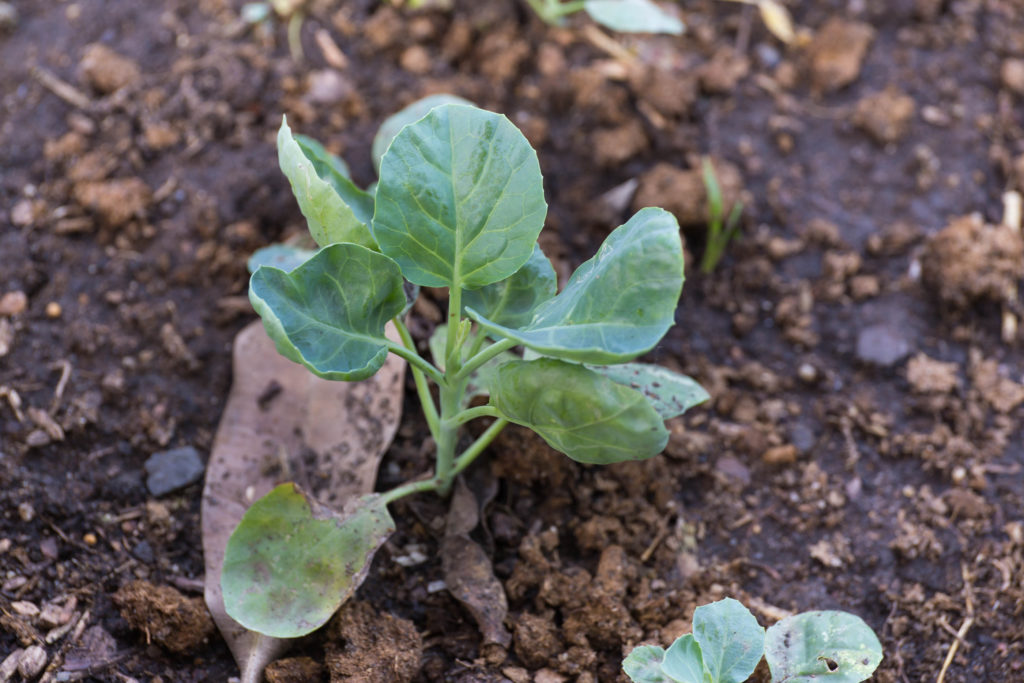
xmin=202 ymin=321 xmax=404 ymax=683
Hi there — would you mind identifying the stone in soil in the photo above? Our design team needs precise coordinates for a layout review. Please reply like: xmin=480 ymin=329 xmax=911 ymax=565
xmin=856 ymin=324 xmax=911 ymax=367
xmin=920 ymin=213 xmax=1024 ymax=309
xmin=806 ymin=18 xmax=875 ymax=92
xmin=144 ymin=446 xmax=205 ymax=496
xmin=72 ymin=177 xmax=151 ymax=227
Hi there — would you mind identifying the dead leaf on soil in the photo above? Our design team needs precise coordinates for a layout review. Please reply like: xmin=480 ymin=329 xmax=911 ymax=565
xmin=441 ymin=474 xmax=511 ymax=658
xmin=202 ymin=320 xmax=404 ymax=683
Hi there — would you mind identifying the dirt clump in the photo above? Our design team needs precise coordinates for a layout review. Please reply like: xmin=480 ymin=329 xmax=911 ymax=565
xmin=111 ymin=580 xmax=215 ymax=654
xmin=593 ymin=120 xmax=648 ymax=167
xmin=920 ymin=213 xmax=1024 ymax=309
xmin=78 ymin=43 xmax=140 ymax=94
xmin=1001 ymin=58 xmax=1024 ymax=96
xmin=906 ymin=354 xmax=959 ymax=394
xmin=633 ymin=159 xmax=744 ymax=228
xmin=699 ymin=47 xmax=750 ymax=94
xmin=325 ymin=601 xmax=422 ymax=683
xmin=853 ymin=86 xmax=916 ymax=145
xmin=265 ymin=656 xmax=326 ymax=683
xmin=805 ymin=18 xmax=875 ymax=92
xmin=72 ymin=177 xmax=152 ymax=227
xmin=513 ymin=612 xmax=562 ymax=668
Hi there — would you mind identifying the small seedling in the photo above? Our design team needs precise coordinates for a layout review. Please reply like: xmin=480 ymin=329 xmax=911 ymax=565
xmin=222 ymin=100 xmax=708 ymax=640
xmin=241 ymin=0 xmax=305 ymax=61
xmin=623 ymin=598 xmax=883 ymax=683
xmin=700 ymin=156 xmax=744 ymax=274
xmin=527 ymin=0 xmax=684 ymax=35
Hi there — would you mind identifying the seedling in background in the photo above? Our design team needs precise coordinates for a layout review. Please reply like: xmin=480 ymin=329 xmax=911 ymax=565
xmin=527 ymin=0 xmax=684 ymax=35
xmin=241 ymin=0 xmax=305 ymax=61
xmin=623 ymin=598 xmax=883 ymax=683
xmin=223 ymin=101 xmax=708 ymax=639
xmin=700 ymin=156 xmax=744 ymax=274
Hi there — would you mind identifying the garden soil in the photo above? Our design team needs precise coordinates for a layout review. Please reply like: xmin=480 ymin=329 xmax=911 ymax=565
xmin=2 ymin=0 xmax=1023 ymax=681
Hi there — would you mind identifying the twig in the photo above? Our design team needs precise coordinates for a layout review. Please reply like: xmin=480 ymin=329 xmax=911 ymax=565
xmin=935 ymin=563 xmax=975 ymax=683
xmin=49 ymin=360 xmax=72 ymax=413
xmin=581 ymin=23 xmax=635 ymax=63
xmin=31 ymin=66 xmax=93 ymax=110
xmin=1001 ymin=190 xmax=1021 ymax=343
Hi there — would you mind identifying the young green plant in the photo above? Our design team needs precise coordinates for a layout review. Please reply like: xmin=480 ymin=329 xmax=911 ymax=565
xmin=527 ymin=0 xmax=684 ymax=34
xmin=700 ymin=156 xmax=744 ymax=274
xmin=623 ymin=598 xmax=883 ymax=683
xmin=222 ymin=101 xmax=708 ymax=641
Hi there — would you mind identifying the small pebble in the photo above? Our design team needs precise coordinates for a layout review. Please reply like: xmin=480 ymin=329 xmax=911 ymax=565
xmin=797 ymin=362 xmax=818 ymax=383
xmin=0 ymin=2 xmax=18 ymax=32
xmin=144 ymin=446 xmax=205 ymax=496
xmin=83 ymin=532 xmax=98 ymax=545
xmin=17 ymin=645 xmax=47 ymax=679
xmin=855 ymin=324 xmax=911 ymax=367
xmin=45 ymin=301 xmax=62 ymax=318
xmin=0 ymin=291 xmax=27 ymax=316
xmin=18 ymin=501 xmax=34 ymax=522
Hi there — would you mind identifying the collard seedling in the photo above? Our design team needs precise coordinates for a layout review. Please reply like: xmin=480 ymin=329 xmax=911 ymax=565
xmin=223 ymin=101 xmax=708 ymax=641
xmin=623 ymin=598 xmax=883 ymax=683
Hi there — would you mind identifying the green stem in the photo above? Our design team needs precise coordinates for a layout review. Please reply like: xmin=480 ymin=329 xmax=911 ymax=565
xmin=466 ymin=326 xmax=488 ymax=359
xmin=456 ymin=337 xmax=517 ymax=382
xmin=393 ymin=317 xmax=440 ymax=440
xmin=448 ymin=405 xmax=501 ymax=426
xmin=548 ymin=0 xmax=586 ymax=17
xmin=286 ymin=12 xmax=304 ymax=62
xmin=445 ymin=286 xmax=463 ymax=375
xmin=386 ymin=341 xmax=444 ymax=385
xmin=433 ymin=377 xmax=463 ymax=496
xmin=379 ymin=475 xmax=439 ymax=505
xmin=450 ymin=418 xmax=508 ymax=480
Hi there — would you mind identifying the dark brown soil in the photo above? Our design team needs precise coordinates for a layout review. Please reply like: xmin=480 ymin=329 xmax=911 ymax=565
xmin=2 ymin=0 xmax=1023 ymax=681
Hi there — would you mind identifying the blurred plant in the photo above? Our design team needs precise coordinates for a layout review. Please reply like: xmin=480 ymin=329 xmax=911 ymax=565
xmin=624 ymin=598 xmax=883 ymax=683
xmin=527 ymin=0 xmax=684 ymax=35
xmin=719 ymin=0 xmax=807 ymax=45
xmin=241 ymin=0 xmax=306 ymax=61
xmin=700 ymin=156 xmax=744 ymax=274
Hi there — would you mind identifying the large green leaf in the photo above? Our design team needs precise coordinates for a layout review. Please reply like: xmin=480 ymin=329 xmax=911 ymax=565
xmin=372 ymin=104 xmax=548 ymax=289
xmin=693 ymin=599 xmax=765 ymax=683
xmin=371 ymin=93 xmax=473 ymax=174
xmin=464 ymin=243 xmax=556 ymax=329
xmin=468 ymin=208 xmax=684 ymax=364
xmin=661 ymin=635 xmax=709 ymax=683
xmin=764 ymin=611 xmax=883 ymax=683
xmin=584 ymin=0 xmax=684 ymax=35
xmin=589 ymin=363 xmax=709 ymax=420
xmin=278 ymin=117 xmax=376 ymax=249
xmin=490 ymin=358 xmax=669 ymax=464
xmin=249 ymin=243 xmax=405 ymax=381
xmin=221 ymin=483 xmax=394 ymax=638
xmin=623 ymin=645 xmax=672 ymax=683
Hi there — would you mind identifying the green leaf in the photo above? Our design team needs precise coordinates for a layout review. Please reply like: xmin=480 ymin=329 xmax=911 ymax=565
xmin=623 ymin=645 xmax=672 ymax=683
xmin=490 ymin=358 xmax=669 ymax=464
xmin=464 ymin=243 xmax=556 ymax=329
xmin=764 ymin=611 xmax=883 ymax=683
xmin=661 ymin=635 xmax=709 ymax=683
xmin=294 ymin=133 xmax=352 ymax=179
xmin=692 ymin=598 xmax=765 ymax=683
xmin=589 ymin=363 xmax=709 ymax=420
xmin=373 ymin=104 xmax=548 ymax=289
xmin=429 ymin=325 xmax=517 ymax=404
xmin=278 ymin=116 xmax=376 ymax=249
xmin=247 ymin=244 xmax=317 ymax=274
xmin=249 ymin=243 xmax=405 ymax=381
xmin=469 ymin=208 xmax=684 ymax=364
xmin=222 ymin=483 xmax=394 ymax=638
xmin=584 ymin=0 xmax=685 ymax=35
xmin=371 ymin=93 xmax=473 ymax=174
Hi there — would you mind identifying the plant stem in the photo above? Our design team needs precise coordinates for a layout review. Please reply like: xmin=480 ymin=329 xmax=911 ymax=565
xmin=449 ymin=418 xmax=508 ymax=480
xmin=433 ymin=373 xmax=464 ymax=497
xmin=393 ymin=317 xmax=440 ymax=440
xmin=449 ymin=405 xmax=501 ymax=426
xmin=379 ymin=475 xmax=440 ymax=505
xmin=445 ymin=286 xmax=463 ymax=375
xmin=456 ymin=337 xmax=517 ymax=382
xmin=386 ymin=340 xmax=445 ymax=385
